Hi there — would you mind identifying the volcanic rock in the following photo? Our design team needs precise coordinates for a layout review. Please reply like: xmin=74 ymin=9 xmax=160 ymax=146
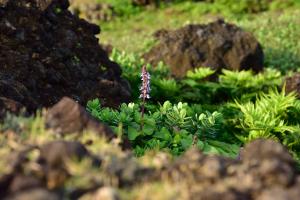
xmin=0 ymin=0 xmax=131 ymax=118
xmin=45 ymin=97 xmax=132 ymax=150
xmin=285 ymin=73 xmax=300 ymax=97
xmin=45 ymin=97 xmax=115 ymax=138
xmin=143 ymin=19 xmax=264 ymax=77
xmin=1 ymin=137 xmax=300 ymax=199
xmin=159 ymin=139 xmax=298 ymax=199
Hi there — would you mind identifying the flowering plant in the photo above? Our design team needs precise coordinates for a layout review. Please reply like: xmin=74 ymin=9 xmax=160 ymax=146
xmin=139 ymin=65 xmax=151 ymax=130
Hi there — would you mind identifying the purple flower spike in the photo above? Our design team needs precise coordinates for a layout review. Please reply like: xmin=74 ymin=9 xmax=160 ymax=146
xmin=139 ymin=65 xmax=151 ymax=100
xmin=139 ymin=65 xmax=151 ymax=131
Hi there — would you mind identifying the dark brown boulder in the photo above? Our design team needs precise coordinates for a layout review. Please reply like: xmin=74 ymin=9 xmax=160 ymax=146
xmin=45 ymin=97 xmax=132 ymax=150
xmin=285 ymin=73 xmax=300 ymax=97
xmin=0 ymin=0 xmax=131 ymax=118
xmin=143 ymin=19 xmax=264 ymax=77
xmin=45 ymin=97 xmax=115 ymax=139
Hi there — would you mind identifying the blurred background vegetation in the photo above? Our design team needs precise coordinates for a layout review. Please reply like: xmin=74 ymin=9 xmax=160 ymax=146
xmin=90 ymin=0 xmax=300 ymax=73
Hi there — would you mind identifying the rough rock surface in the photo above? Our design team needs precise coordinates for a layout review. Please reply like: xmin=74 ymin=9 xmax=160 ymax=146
xmin=1 ymin=138 xmax=299 ymax=199
xmin=45 ymin=97 xmax=132 ymax=149
xmin=143 ymin=19 xmax=264 ymax=77
xmin=285 ymin=73 xmax=300 ymax=97
xmin=159 ymin=139 xmax=298 ymax=199
xmin=0 ymin=0 xmax=131 ymax=117
xmin=45 ymin=97 xmax=115 ymax=138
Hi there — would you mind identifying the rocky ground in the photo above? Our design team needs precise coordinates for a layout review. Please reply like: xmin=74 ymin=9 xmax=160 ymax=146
xmin=1 ymin=0 xmax=300 ymax=199
xmin=1 ymin=99 xmax=299 ymax=199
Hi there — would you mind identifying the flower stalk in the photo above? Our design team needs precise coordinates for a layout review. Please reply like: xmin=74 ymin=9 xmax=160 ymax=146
xmin=140 ymin=65 xmax=151 ymax=130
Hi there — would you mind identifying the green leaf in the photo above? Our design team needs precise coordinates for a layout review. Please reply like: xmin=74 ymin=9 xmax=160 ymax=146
xmin=180 ymin=135 xmax=193 ymax=150
xmin=143 ymin=123 xmax=155 ymax=135
xmin=186 ymin=67 xmax=215 ymax=80
xmin=203 ymin=143 xmax=220 ymax=154
xmin=144 ymin=117 xmax=156 ymax=127
xmin=197 ymin=140 xmax=205 ymax=150
xmin=207 ymin=140 xmax=240 ymax=158
xmin=87 ymin=99 xmax=100 ymax=110
xmin=128 ymin=126 xmax=140 ymax=141
xmin=153 ymin=127 xmax=172 ymax=140
xmin=181 ymin=79 xmax=200 ymax=87
xmin=173 ymin=134 xmax=181 ymax=145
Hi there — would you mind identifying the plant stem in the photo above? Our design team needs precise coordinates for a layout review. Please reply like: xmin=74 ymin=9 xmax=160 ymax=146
xmin=140 ymin=98 xmax=145 ymax=131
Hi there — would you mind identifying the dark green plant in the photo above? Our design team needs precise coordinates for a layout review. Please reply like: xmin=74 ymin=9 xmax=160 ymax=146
xmin=87 ymin=99 xmax=239 ymax=157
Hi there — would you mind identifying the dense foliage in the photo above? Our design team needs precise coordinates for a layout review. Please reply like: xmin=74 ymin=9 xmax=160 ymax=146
xmin=86 ymin=50 xmax=300 ymax=162
xmin=87 ymin=99 xmax=240 ymax=157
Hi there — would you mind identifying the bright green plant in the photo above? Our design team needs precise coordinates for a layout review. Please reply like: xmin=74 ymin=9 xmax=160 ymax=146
xmin=87 ymin=99 xmax=239 ymax=157
xmin=186 ymin=67 xmax=215 ymax=80
xmin=180 ymin=67 xmax=282 ymax=103
xmin=218 ymin=68 xmax=282 ymax=100
xmin=233 ymin=89 xmax=300 ymax=159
